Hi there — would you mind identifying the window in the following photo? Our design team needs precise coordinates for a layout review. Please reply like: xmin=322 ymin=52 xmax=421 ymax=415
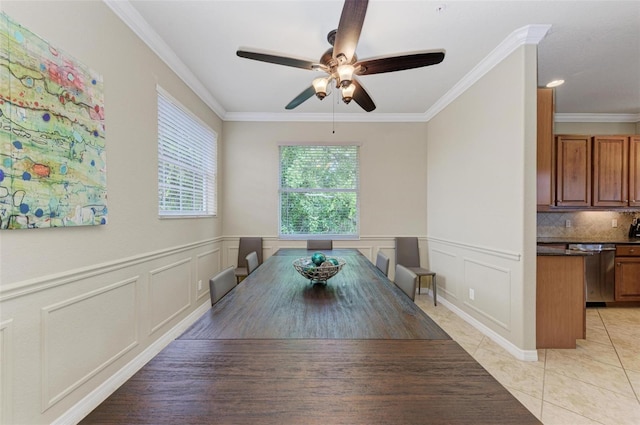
xmin=279 ymin=144 xmax=359 ymax=239
xmin=157 ymin=87 xmax=217 ymax=217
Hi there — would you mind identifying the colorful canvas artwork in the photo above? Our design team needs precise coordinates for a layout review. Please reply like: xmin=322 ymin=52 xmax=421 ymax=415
xmin=0 ymin=13 xmax=106 ymax=229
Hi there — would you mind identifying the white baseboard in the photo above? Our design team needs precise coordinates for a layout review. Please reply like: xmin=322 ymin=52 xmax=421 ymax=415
xmin=434 ymin=294 xmax=539 ymax=362
xmin=52 ymin=301 xmax=211 ymax=425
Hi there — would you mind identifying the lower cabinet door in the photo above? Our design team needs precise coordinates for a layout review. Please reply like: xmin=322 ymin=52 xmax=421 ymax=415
xmin=615 ymin=258 xmax=640 ymax=301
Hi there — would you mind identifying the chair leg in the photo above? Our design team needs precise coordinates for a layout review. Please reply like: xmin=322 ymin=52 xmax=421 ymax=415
xmin=433 ymin=275 xmax=437 ymax=306
xmin=418 ymin=275 xmax=421 ymax=294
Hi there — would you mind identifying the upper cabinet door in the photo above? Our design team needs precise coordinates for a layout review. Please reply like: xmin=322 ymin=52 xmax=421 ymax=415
xmin=592 ymin=136 xmax=629 ymax=207
xmin=556 ymin=135 xmax=592 ymax=207
xmin=629 ymin=136 xmax=640 ymax=207
xmin=536 ymin=88 xmax=555 ymax=210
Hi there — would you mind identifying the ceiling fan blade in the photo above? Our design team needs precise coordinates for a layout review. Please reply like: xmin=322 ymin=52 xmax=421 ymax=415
xmin=285 ymin=86 xmax=317 ymax=110
xmin=237 ymin=49 xmax=318 ymax=70
xmin=333 ymin=0 xmax=369 ymax=63
xmin=356 ymin=50 xmax=446 ymax=76
xmin=351 ymin=77 xmax=376 ymax=112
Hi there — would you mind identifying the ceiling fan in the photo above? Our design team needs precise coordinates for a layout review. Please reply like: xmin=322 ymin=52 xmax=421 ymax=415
xmin=236 ymin=0 xmax=445 ymax=112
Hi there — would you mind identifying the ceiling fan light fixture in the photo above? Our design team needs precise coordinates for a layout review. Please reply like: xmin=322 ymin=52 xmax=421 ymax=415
xmin=312 ymin=77 xmax=329 ymax=99
xmin=341 ymin=83 xmax=356 ymax=104
xmin=337 ymin=64 xmax=355 ymax=88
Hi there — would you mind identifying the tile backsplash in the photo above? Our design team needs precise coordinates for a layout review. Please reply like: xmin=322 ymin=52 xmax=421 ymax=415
xmin=537 ymin=211 xmax=640 ymax=239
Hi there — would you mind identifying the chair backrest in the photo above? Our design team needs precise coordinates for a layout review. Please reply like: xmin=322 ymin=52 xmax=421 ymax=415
xmin=238 ymin=237 xmax=263 ymax=266
xmin=394 ymin=264 xmax=418 ymax=301
xmin=375 ymin=251 xmax=390 ymax=276
xmin=307 ymin=239 xmax=333 ymax=250
xmin=245 ymin=251 xmax=259 ymax=275
xmin=209 ymin=266 xmax=236 ymax=305
xmin=395 ymin=237 xmax=421 ymax=268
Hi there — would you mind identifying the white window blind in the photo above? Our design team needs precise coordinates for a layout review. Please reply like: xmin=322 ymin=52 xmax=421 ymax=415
xmin=157 ymin=88 xmax=217 ymax=217
xmin=279 ymin=145 xmax=359 ymax=238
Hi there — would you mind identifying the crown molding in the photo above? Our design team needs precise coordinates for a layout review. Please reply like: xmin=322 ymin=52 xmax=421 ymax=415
xmin=102 ymin=0 xmax=227 ymax=120
xmin=423 ymin=24 xmax=551 ymax=122
xmin=105 ymin=2 xmax=552 ymax=124
xmin=224 ymin=112 xmax=428 ymax=123
xmin=555 ymin=113 xmax=640 ymax=123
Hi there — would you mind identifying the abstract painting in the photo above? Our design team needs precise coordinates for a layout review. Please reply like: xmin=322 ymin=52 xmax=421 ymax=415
xmin=0 ymin=13 xmax=106 ymax=229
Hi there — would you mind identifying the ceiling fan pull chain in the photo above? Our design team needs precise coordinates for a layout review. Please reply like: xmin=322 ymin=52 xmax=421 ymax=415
xmin=332 ymin=88 xmax=336 ymax=134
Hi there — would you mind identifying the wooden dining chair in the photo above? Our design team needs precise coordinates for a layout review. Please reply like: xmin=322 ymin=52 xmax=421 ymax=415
xmin=307 ymin=239 xmax=333 ymax=250
xmin=235 ymin=237 xmax=263 ymax=283
xmin=395 ymin=237 xmax=437 ymax=305
xmin=209 ymin=266 xmax=236 ymax=305
xmin=245 ymin=251 xmax=259 ymax=275
xmin=394 ymin=264 xmax=418 ymax=301
xmin=375 ymin=251 xmax=390 ymax=276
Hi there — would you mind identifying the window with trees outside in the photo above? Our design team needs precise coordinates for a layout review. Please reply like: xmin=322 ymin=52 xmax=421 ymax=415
xmin=279 ymin=144 xmax=359 ymax=239
xmin=157 ymin=87 xmax=217 ymax=217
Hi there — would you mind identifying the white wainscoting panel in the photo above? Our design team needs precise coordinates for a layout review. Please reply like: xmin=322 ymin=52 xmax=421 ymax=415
xmin=40 ymin=277 xmax=139 ymax=410
xmin=430 ymin=248 xmax=458 ymax=300
xmin=427 ymin=236 xmax=528 ymax=359
xmin=148 ymin=258 xmax=192 ymax=335
xmin=196 ymin=248 xmax=221 ymax=302
xmin=463 ymin=258 xmax=512 ymax=330
xmin=1 ymin=319 xmax=14 ymax=424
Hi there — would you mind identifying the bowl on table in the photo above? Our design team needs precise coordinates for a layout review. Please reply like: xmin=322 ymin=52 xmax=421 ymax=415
xmin=293 ymin=252 xmax=346 ymax=284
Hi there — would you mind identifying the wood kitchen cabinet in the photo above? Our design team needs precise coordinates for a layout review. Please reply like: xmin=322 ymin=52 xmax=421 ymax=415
xmin=593 ymin=135 xmax=629 ymax=207
xmin=537 ymin=88 xmax=555 ymax=210
xmin=629 ymin=136 xmax=640 ymax=207
xmin=615 ymin=245 xmax=640 ymax=301
xmin=556 ymin=135 xmax=592 ymax=207
xmin=592 ymin=135 xmax=640 ymax=207
xmin=537 ymin=254 xmax=586 ymax=348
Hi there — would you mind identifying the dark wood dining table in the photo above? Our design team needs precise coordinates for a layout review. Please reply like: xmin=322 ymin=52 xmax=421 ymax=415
xmin=81 ymin=248 xmax=541 ymax=424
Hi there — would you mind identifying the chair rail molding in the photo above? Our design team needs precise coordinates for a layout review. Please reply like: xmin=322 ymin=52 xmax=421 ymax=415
xmin=427 ymin=236 xmax=522 ymax=262
xmin=0 ymin=237 xmax=222 ymax=301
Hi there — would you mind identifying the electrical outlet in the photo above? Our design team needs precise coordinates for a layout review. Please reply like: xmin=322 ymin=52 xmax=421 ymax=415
xmin=198 ymin=280 xmax=202 ymax=290
xmin=612 ymin=219 xmax=618 ymax=228
xmin=565 ymin=219 xmax=572 ymax=228
xmin=469 ymin=288 xmax=475 ymax=300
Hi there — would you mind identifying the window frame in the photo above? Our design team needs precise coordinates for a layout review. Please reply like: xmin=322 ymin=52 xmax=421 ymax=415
xmin=157 ymin=86 xmax=217 ymax=218
xmin=278 ymin=142 xmax=360 ymax=240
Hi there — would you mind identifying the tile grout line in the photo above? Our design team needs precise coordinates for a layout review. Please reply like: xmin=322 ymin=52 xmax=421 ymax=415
xmin=539 ymin=348 xmax=547 ymax=421
xmin=599 ymin=308 xmax=640 ymax=405
xmin=419 ymin=298 xmax=640 ymax=422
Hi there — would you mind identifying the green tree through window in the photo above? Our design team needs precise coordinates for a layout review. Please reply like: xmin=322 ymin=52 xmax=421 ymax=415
xmin=279 ymin=145 xmax=359 ymax=238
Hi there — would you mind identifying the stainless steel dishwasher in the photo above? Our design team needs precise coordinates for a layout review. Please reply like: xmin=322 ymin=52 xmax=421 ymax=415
xmin=567 ymin=244 xmax=616 ymax=303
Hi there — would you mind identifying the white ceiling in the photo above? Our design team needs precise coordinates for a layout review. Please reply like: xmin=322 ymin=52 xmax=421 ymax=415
xmin=111 ymin=0 xmax=640 ymax=121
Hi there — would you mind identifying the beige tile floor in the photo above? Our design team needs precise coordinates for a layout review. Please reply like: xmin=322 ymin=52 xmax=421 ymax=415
xmin=415 ymin=294 xmax=640 ymax=425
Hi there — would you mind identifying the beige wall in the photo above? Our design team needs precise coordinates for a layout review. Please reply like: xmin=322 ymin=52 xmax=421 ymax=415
xmin=222 ymin=121 xmax=428 ymax=238
xmin=219 ymin=121 xmax=431 ymax=275
xmin=0 ymin=2 xmax=223 ymax=423
xmin=555 ymin=121 xmax=638 ymax=135
xmin=426 ymin=45 xmax=538 ymax=358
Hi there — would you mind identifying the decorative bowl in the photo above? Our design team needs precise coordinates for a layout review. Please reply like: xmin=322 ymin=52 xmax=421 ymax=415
xmin=293 ymin=255 xmax=346 ymax=284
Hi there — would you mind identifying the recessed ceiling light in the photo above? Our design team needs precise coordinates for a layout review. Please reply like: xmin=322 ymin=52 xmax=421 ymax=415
xmin=546 ymin=79 xmax=565 ymax=88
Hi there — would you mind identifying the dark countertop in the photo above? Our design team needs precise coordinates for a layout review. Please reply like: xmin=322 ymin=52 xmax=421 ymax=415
xmin=537 ymin=237 xmax=640 ymax=245
xmin=537 ymin=246 xmax=593 ymax=256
